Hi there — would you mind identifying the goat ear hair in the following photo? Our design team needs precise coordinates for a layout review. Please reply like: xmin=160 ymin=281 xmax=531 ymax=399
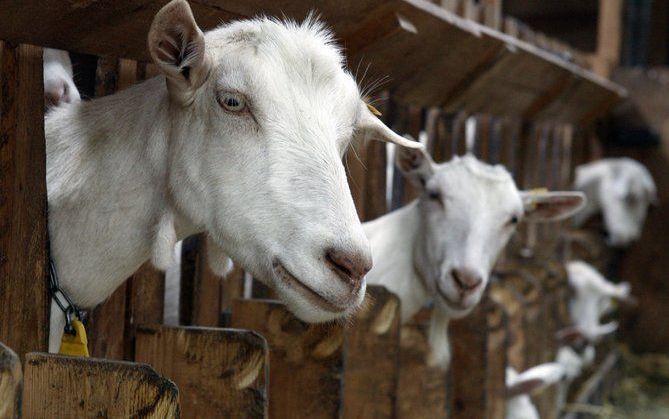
xmin=506 ymin=378 xmax=544 ymax=398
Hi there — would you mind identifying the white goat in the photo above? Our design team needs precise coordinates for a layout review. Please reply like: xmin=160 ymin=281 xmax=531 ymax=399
xmin=506 ymin=363 xmax=566 ymax=419
xmin=364 ymin=147 xmax=585 ymax=368
xmin=566 ymin=260 xmax=631 ymax=342
xmin=43 ymin=48 xmax=80 ymax=109
xmin=46 ymin=0 xmax=420 ymax=351
xmin=573 ymin=158 xmax=657 ymax=247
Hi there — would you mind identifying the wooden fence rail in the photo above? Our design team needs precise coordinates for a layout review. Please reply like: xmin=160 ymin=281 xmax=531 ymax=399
xmin=22 ymin=353 xmax=179 ymax=418
xmin=135 ymin=325 xmax=268 ymax=418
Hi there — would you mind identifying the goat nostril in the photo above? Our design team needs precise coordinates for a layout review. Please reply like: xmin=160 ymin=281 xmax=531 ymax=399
xmin=325 ymin=249 xmax=370 ymax=288
xmin=451 ymin=268 xmax=482 ymax=292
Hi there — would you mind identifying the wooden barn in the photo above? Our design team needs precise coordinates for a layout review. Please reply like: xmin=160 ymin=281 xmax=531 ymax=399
xmin=1 ymin=0 xmax=667 ymax=417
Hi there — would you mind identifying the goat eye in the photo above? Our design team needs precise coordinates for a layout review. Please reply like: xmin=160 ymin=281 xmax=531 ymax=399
xmin=219 ymin=93 xmax=246 ymax=112
xmin=508 ymin=215 xmax=519 ymax=225
xmin=428 ymin=190 xmax=441 ymax=201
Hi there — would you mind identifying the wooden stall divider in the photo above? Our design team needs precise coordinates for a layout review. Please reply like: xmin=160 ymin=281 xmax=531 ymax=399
xmin=86 ymin=56 xmax=142 ymax=360
xmin=0 ymin=342 xmax=22 ymax=419
xmin=485 ymin=301 xmax=508 ymax=419
xmin=179 ymin=234 xmax=223 ymax=327
xmin=22 ymin=352 xmax=179 ymax=417
xmin=489 ymin=279 xmax=529 ymax=371
xmin=125 ymin=262 xmax=165 ymax=359
xmin=0 ymin=42 xmax=49 ymax=359
xmin=135 ymin=325 xmax=268 ymax=418
xmin=396 ymin=309 xmax=449 ymax=419
xmin=230 ymin=299 xmax=344 ymax=419
xmin=449 ymin=298 xmax=508 ymax=419
xmin=343 ymin=285 xmax=401 ymax=418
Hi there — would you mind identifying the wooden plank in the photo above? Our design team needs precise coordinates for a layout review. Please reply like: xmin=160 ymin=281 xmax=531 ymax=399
xmin=88 ymin=286 xmax=128 ymax=360
xmin=449 ymin=298 xmax=507 ymax=419
xmin=125 ymin=262 xmax=165 ymax=358
xmin=593 ymin=0 xmax=623 ymax=78
xmin=0 ymin=0 xmax=625 ymax=120
xmin=135 ymin=325 xmax=268 ymax=418
xmin=396 ymin=309 xmax=448 ymax=419
xmin=22 ymin=352 xmax=179 ymax=417
xmin=86 ymin=56 xmax=136 ymax=360
xmin=0 ymin=42 xmax=49 ymax=358
xmin=179 ymin=234 xmax=223 ymax=327
xmin=485 ymin=302 xmax=508 ymax=419
xmin=0 ymin=342 xmax=22 ymax=419
xmin=482 ymin=0 xmax=502 ymax=30
xmin=343 ymin=285 xmax=401 ymax=418
xmin=230 ymin=299 xmax=344 ymax=419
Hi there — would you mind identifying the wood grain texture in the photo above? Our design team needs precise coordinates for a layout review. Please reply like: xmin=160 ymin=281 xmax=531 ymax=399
xmin=0 ymin=0 xmax=624 ymax=120
xmin=86 ymin=56 xmax=138 ymax=360
xmin=343 ymin=285 xmax=401 ymax=418
xmin=125 ymin=262 xmax=165 ymax=359
xmin=0 ymin=42 xmax=49 ymax=358
xmin=0 ymin=342 xmax=22 ymax=419
xmin=230 ymin=299 xmax=344 ymax=419
xmin=179 ymin=234 xmax=223 ymax=327
xmin=449 ymin=298 xmax=507 ymax=419
xmin=396 ymin=309 xmax=448 ymax=419
xmin=22 ymin=352 xmax=179 ymax=418
xmin=135 ymin=325 xmax=267 ymax=418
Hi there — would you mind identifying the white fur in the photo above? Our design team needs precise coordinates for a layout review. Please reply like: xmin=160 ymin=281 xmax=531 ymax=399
xmin=574 ymin=158 xmax=656 ymax=247
xmin=566 ymin=260 xmax=631 ymax=342
xmin=365 ymin=151 xmax=585 ymax=368
xmin=46 ymin=1 xmax=417 ymax=351
xmin=506 ymin=363 xmax=566 ymax=419
xmin=43 ymin=48 xmax=80 ymax=109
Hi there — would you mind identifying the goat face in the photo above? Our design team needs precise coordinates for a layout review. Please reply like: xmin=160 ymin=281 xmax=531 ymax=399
xmin=397 ymin=149 xmax=584 ymax=318
xmin=148 ymin=0 xmax=421 ymax=322
xmin=43 ymin=48 xmax=80 ymax=109
xmin=575 ymin=158 xmax=657 ymax=247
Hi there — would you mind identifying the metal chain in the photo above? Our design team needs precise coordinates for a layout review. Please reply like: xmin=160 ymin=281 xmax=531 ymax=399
xmin=48 ymin=258 xmax=85 ymax=335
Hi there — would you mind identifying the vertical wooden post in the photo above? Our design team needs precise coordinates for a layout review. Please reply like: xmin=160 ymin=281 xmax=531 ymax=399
xmin=179 ymin=234 xmax=222 ymax=326
xmin=86 ymin=56 xmax=137 ymax=359
xmin=593 ymin=0 xmax=624 ymax=78
xmin=449 ymin=299 xmax=507 ymax=419
xmin=343 ymin=285 xmax=401 ymax=418
xmin=231 ymin=299 xmax=344 ymax=419
xmin=396 ymin=309 xmax=449 ymax=419
xmin=347 ymin=91 xmax=389 ymax=221
xmin=0 ymin=341 xmax=22 ymax=418
xmin=0 ymin=42 xmax=49 ymax=358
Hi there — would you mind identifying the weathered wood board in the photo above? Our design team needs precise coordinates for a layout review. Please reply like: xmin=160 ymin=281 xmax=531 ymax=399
xmin=22 ymin=352 xmax=179 ymax=418
xmin=0 ymin=42 xmax=49 ymax=358
xmin=343 ymin=285 xmax=401 ymax=418
xmin=231 ymin=299 xmax=344 ymax=419
xmin=135 ymin=325 xmax=268 ymax=418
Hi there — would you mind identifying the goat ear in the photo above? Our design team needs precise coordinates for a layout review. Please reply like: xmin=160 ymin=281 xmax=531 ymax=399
xmin=506 ymin=378 xmax=545 ymax=398
xmin=521 ymin=191 xmax=586 ymax=222
xmin=355 ymin=101 xmax=424 ymax=150
xmin=555 ymin=326 xmax=585 ymax=346
xmin=148 ymin=0 xmax=211 ymax=105
xmin=396 ymin=143 xmax=435 ymax=189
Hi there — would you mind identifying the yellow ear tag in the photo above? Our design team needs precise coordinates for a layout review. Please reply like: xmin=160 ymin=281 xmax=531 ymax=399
xmin=366 ymin=103 xmax=382 ymax=117
xmin=59 ymin=320 xmax=90 ymax=357
xmin=526 ymin=187 xmax=548 ymax=210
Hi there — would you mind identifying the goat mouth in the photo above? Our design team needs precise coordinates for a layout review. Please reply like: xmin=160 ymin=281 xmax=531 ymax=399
xmin=273 ymin=260 xmax=349 ymax=314
xmin=436 ymin=283 xmax=471 ymax=311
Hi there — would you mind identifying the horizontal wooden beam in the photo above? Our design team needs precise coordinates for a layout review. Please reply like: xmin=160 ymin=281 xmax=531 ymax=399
xmin=0 ymin=0 xmax=626 ymax=121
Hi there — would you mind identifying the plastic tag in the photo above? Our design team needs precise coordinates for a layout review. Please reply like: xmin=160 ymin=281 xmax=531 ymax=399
xmin=59 ymin=319 xmax=90 ymax=357
xmin=366 ymin=103 xmax=382 ymax=117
